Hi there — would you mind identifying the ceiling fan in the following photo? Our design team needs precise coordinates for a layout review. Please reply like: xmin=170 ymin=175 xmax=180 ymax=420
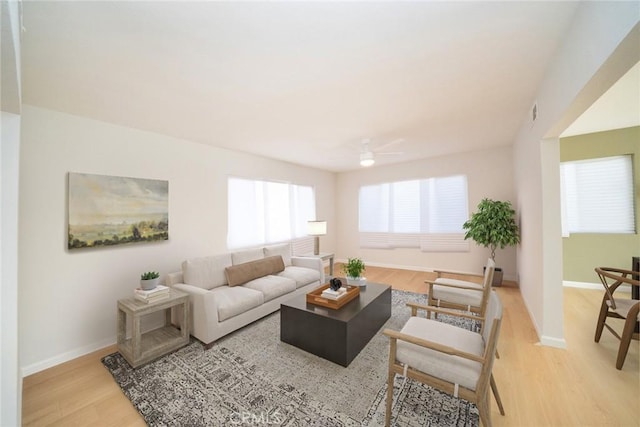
xmin=359 ymin=138 xmax=404 ymax=167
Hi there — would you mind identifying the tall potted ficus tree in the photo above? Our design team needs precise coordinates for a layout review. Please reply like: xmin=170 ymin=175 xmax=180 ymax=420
xmin=462 ymin=198 xmax=520 ymax=286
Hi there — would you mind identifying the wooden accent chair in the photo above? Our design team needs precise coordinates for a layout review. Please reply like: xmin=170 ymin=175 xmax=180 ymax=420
xmin=594 ymin=267 xmax=640 ymax=370
xmin=425 ymin=258 xmax=495 ymax=318
xmin=383 ymin=291 xmax=504 ymax=427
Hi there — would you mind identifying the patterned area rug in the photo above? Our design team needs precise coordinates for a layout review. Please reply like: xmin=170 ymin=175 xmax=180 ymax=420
xmin=103 ymin=290 xmax=480 ymax=426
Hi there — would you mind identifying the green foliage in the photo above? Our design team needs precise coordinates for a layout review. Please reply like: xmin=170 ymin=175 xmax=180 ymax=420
xmin=141 ymin=271 xmax=160 ymax=280
xmin=67 ymin=219 xmax=169 ymax=250
xmin=462 ymin=198 xmax=520 ymax=261
xmin=342 ymin=257 xmax=366 ymax=278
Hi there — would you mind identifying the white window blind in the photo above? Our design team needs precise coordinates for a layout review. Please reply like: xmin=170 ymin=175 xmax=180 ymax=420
xmin=560 ymin=155 xmax=635 ymax=234
xmin=421 ymin=175 xmax=469 ymax=233
xmin=358 ymin=184 xmax=390 ymax=232
xmin=358 ymin=175 xmax=469 ymax=252
xmin=227 ymin=177 xmax=316 ymax=249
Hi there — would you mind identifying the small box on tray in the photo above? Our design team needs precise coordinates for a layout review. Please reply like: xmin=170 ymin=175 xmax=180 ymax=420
xmin=321 ymin=287 xmax=348 ymax=300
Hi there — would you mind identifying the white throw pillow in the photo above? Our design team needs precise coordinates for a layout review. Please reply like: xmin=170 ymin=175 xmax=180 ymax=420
xmin=264 ymin=243 xmax=292 ymax=266
xmin=231 ymin=248 xmax=264 ymax=265
xmin=182 ymin=254 xmax=232 ymax=289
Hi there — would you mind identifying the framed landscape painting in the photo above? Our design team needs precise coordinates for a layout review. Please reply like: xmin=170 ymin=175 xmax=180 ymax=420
xmin=68 ymin=173 xmax=169 ymax=250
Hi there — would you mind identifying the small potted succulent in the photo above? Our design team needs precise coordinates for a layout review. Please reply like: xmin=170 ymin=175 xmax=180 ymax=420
xmin=343 ymin=257 xmax=366 ymax=286
xmin=140 ymin=271 xmax=160 ymax=290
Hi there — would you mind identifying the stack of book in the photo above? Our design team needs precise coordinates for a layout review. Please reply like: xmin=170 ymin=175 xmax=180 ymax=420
xmin=321 ymin=287 xmax=348 ymax=300
xmin=134 ymin=285 xmax=170 ymax=304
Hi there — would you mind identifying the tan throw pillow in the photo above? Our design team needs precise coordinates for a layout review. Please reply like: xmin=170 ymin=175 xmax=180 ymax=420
xmin=225 ymin=255 xmax=285 ymax=287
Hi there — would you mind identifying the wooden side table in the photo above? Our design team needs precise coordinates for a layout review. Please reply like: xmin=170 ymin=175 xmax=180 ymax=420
xmin=117 ymin=289 xmax=190 ymax=368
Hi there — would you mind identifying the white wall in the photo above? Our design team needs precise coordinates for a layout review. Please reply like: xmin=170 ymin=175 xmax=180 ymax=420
xmin=1 ymin=0 xmax=22 ymax=423
xmin=1 ymin=112 xmax=21 ymax=427
xmin=335 ymin=145 xmax=516 ymax=278
xmin=513 ymin=3 xmax=639 ymax=346
xmin=18 ymin=105 xmax=335 ymax=375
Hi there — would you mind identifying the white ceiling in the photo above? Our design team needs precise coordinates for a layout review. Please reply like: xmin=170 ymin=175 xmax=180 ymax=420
xmin=18 ymin=1 xmax=608 ymax=172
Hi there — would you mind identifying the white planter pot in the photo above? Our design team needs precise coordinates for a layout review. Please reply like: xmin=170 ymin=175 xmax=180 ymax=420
xmin=140 ymin=277 xmax=160 ymax=290
xmin=346 ymin=276 xmax=366 ymax=286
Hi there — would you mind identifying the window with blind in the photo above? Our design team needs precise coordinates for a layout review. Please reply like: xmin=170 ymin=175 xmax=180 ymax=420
xmin=227 ymin=177 xmax=316 ymax=249
xmin=560 ymin=155 xmax=636 ymax=235
xmin=358 ymin=175 xmax=469 ymax=251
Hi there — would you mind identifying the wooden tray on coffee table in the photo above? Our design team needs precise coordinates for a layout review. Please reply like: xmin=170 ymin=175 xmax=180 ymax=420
xmin=306 ymin=283 xmax=360 ymax=309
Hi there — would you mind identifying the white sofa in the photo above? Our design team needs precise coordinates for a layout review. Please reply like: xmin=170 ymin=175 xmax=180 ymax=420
xmin=166 ymin=243 xmax=324 ymax=346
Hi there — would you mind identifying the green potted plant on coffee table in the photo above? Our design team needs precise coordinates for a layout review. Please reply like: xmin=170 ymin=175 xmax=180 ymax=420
xmin=343 ymin=257 xmax=366 ymax=286
xmin=462 ymin=198 xmax=520 ymax=286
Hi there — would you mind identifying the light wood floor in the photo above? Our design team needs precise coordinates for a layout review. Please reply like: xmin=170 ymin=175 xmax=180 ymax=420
xmin=22 ymin=265 xmax=639 ymax=426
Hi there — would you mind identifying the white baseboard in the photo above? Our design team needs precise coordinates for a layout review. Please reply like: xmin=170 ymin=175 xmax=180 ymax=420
xmin=539 ymin=335 xmax=567 ymax=349
xmin=562 ymin=280 xmax=601 ymax=290
xmin=520 ymin=292 xmax=567 ymax=349
xmin=335 ymin=259 xmax=517 ymax=282
xmin=563 ymin=280 xmax=631 ymax=293
xmin=21 ymin=336 xmax=116 ymax=377
xmin=346 ymin=259 xmax=431 ymax=273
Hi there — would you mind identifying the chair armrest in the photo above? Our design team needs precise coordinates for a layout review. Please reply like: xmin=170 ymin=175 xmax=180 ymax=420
xmin=596 ymin=267 xmax=640 ymax=295
xmin=406 ymin=301 xmax=483 ymax=321
xmin=425 ymin=279 xmax=484 ymax=292
xmin=383 ymin=328 xmax=484 ymax=363
xmin=600 ymin=267 xmax=639 ymax=278
xmin=433 ymin=269 xmax=484 ymax=279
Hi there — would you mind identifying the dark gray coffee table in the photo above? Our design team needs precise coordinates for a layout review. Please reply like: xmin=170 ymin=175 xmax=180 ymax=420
xmin=280 ymin=281 xmax=391 ymax=367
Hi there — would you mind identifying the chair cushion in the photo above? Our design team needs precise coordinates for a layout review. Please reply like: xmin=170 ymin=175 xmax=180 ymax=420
xmin=264 ymin=243 xmax=292 ymax=267
xmin=278 ymin=266 xmax=321 ymax=289
xmin=182 ymin=254 xmax=232 ymax=290
xmin=396 ymin=316 xmax=484 ymax=391
xmin=210 ymin=286 xmax=264 ymax=322
xmin=243 ymin=275 xmax=297 ymax=302
xmin=432 ymin=278 xmax=484 ymax=308
xmin=225 ymin=256 xmax=285 ymax=287
xmin=606 ymin=299 xmax=640 ymax=321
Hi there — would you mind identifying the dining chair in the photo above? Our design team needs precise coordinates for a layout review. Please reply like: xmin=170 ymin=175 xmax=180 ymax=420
xmin=594 ymin=266 xmax=640 ymax=370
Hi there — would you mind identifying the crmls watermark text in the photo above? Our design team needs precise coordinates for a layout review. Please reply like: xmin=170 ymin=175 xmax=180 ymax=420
xmin=230 ymin=410 xmax=284 ymax=425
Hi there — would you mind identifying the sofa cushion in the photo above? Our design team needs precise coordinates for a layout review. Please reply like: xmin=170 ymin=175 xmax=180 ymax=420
xmin=278 ymin=265 xmax=320 ymax=289
xmin=210 ymin=286 xmax=264 ymax=322
xmin=182 ymin=254 xmax=232 ymax=290
xmin=231 ymin=248 xmax=264 ymax=265
xmin=243 ymin=275 xmax=297 ymax=302
xmin=396 ymin=316 xmax=483 ymax=391
xmin=264 ymin=243 xmax=292 ymax=267
xmin=225 ymin=256 xmax=285 ymax=287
